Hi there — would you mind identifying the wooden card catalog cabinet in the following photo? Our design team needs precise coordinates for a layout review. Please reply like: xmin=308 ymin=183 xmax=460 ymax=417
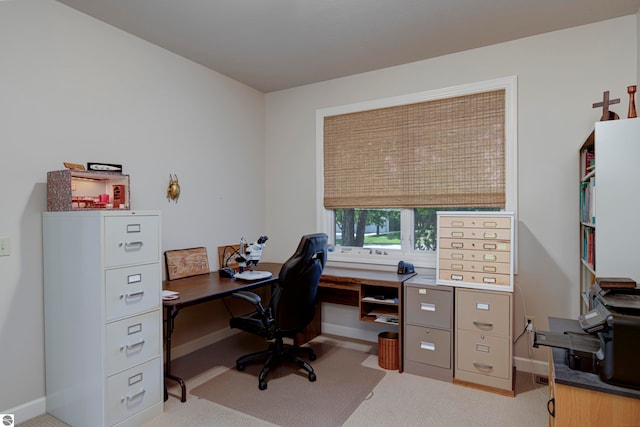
xmin=436 ymin=212 xmax=515 ymax=292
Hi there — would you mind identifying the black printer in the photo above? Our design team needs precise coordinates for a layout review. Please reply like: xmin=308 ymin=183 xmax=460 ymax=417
xmin=533 ymin=282 xmax=640 ymax=389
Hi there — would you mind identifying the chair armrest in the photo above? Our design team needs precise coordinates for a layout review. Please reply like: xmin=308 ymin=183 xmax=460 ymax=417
xmin=231 ymin=290 xmax=262 ymax=305
xmin=232 ymin=290 xmax=271 ymax=322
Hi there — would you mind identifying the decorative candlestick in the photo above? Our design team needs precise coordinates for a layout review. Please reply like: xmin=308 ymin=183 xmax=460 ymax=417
xmin=628 ymin=85 xmax=637 ymax=118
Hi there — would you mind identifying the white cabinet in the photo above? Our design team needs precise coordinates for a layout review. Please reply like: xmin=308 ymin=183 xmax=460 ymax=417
xmin=579 ymin=119 xmax=640 ymax=312
xmin=43 ymin=210 xmax=163 ymax=427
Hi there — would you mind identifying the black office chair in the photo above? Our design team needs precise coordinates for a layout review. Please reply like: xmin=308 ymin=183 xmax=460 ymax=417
xmin=229 ymin=233 xmax=328 ymax=390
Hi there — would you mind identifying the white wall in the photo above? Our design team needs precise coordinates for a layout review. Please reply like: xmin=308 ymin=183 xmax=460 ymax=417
xmin=265 ymin=17 xmax=637 ymax=369
xmin=0 ymin=0 xmax=266 ymax=414
xmin=1 ymin=0 xmax=638 ymax=417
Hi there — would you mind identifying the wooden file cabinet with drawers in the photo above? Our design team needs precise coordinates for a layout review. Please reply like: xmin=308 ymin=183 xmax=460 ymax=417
xmin=403 ymin=279 xmax=454 ymax=382
xmin=43 ymin=210 xmax=163 ymax=427
xmin=437 ymin=212 xmax=514 ymax=292
xmin=454 ymin=287 xmax=514 ymax=395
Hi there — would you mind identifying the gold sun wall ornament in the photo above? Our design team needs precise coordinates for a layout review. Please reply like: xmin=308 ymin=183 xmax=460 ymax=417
xmin=167 ymin=174 xmax=180 ymax=202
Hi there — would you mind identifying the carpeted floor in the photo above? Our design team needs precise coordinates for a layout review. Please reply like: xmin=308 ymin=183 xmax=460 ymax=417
xmin=18 ymin=334 xmax=549 ymax=427
xmin=191 ymin=341 xmax=385 ymax=427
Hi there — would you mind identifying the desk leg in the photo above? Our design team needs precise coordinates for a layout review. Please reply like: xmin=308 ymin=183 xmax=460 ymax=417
xmin=164 ymin=305 xmax=187 ymax=402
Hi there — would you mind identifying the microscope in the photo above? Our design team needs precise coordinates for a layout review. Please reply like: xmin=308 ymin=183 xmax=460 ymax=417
xmin=234 ymin=236 xmax=272 ymax=280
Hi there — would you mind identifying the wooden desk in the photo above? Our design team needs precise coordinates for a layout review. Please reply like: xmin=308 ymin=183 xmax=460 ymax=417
xmin=547 ymin=317 xmax=640 ymax=427
xmin=307 ymin=266 xmax=415 ymax=371
xmin=162 ymin=263 xmax=281 ymax=401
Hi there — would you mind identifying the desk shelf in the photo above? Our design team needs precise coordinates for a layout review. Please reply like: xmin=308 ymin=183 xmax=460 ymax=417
xmin=360 ymin=285 xmax=399 ymax=324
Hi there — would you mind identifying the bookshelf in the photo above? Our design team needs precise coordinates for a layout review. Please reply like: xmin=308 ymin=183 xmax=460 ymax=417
xmin=578 ymin=119 xmax=640 ymax=313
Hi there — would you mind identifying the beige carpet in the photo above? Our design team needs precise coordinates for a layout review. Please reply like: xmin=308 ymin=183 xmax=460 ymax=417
xmin=191 ymin=340 xmax=386 ymax=427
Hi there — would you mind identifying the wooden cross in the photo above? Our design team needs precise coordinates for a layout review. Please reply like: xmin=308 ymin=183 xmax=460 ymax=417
xmin=592 ymin=90 xmax=620 ymax=121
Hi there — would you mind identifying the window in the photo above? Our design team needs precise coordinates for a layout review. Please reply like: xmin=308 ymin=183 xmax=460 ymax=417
xmin=316 ymin=77 xmax=517 ymax=268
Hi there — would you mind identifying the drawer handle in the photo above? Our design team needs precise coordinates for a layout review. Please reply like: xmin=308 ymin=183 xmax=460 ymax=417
xmin=482 ymin=266 xmax=496 ymax=272
xmin=121 ymin=291 xmax=145 ymax=299
xmin=483 ymin=221 xmax=498 ymax=228
xmin=483 ymin=232 xmax=497 ymax=239
xmin=482 ymin=277 xmax=497 ymax=284
xmin=121 ymin=388 xmax=146 ymax=403
xmin=473 ymin=362 xmax=493 ymax=371
xmin=420 ymin=302 xmax=436 ymax=312
xmin=121 ymin=240 xmax=144 ymax=249
xmin=547 ymin=397 xmax=555 ymax=418
xmin=451 ymin=231 xmax=464 ymax=238
xmin=121 ymin=339 xmax=146 ymax=351
xmin=450 ymin=274 xmax=463 ymax=281
xmin=482 ymin=243 xmax=496 ymax=250
xmin=472 ymin=321 xmax=493 ymax=329
xmin=420 ymin=341 xmax=435 ymax=351
xmin=451 ymin=221 xmax=464 ymax=227
xmin=451 ymin=242 xmax=464 ymax=249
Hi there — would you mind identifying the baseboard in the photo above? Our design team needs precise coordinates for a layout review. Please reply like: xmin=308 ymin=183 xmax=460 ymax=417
xmin=5 ymin=396 xmax=46 ymax=425
xmin=170 ymin=328 xmax=241 ymax=360
xmin=513 ymin=356 xmax=548 ymax=376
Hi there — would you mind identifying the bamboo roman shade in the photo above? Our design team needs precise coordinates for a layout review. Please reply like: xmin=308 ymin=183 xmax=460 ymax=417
xmin=323 ymin=90 xmax=506 ymax=209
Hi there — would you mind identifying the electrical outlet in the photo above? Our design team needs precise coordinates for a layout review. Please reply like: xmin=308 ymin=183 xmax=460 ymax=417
xmin=0 ymin=236 xmax=10 ymax=256
xmin=526 ymin=316 xmax=535 ymax=331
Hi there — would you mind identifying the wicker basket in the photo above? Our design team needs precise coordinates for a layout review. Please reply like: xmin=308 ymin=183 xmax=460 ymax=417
xmin=378 ymin=331 xmax=399 ymax=370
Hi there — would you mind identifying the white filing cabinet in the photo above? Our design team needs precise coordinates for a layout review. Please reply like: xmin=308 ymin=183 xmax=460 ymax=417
xmin=43 ymin=210 xmax=163 ymax=427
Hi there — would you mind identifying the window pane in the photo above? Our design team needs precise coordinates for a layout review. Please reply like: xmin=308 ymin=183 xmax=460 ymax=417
xmin=413 ymin=208 xmax=501 ymax=252
xmin=334 ymin=209 xmax=401 ymax=250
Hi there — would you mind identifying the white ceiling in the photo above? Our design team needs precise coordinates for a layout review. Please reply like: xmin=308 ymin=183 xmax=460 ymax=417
xmin=56 ymin=0 xmax=640 ymax=93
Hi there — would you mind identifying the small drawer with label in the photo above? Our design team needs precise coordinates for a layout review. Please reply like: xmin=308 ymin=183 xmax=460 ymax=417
xmin=105 ymin=263 xmax=161 ymax=321
xmin=104 ymin=215 xmax=160 ymax=267
xmin=405 ymin=285 xmax=452 ymax=329
xmin=105 ymin=310 xmax=161 ymax=375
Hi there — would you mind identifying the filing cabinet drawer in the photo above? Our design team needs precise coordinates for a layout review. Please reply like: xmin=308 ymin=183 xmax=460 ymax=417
xmin=439 ymin=227 xmax=511 ymax=240
xmin=439 ymin=248 xmax=511 ymax=263
xmin=104 ymin=215 xmax=160 ymax=267
xmin=439 ymin=259 xmax=511 ymax=275
xmin=105 ymin=263 xmax=161 ymax=321
xmin=439 ymin=238 xmax=511 ymax=252
xmin=405 ymin=286 xmax=452 ymax=329
xmin=456 ymin=330 xmax=510 ymax=379
xmin=439 ymin=216 xmax=512 ymax=229
xmin=106 ymin=310 xmax=161 ymax=376
xmin=405 ymin=324 xmax=451 ymax=369
xmin=439 ymin=270 xmax=511 ymax=287
xmin=456 ymin=289 xmax=510 ymax=336
xmin=106 ymin=357 xmax=162 ymax=427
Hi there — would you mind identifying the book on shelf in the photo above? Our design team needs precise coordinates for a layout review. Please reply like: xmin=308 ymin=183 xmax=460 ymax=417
xmin=596 ymin=277 xmax=637 ymax=289
xmin=581 ymin=148 xmax=595 ymax=177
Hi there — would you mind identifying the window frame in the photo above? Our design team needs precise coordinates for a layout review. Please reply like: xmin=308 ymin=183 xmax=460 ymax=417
xmin=316 ymin=76 xmax=518 ymax=268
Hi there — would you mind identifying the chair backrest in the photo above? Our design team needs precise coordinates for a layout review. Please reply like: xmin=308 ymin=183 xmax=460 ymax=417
xmin=272 ymin=233 xmax=328 ymax=333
